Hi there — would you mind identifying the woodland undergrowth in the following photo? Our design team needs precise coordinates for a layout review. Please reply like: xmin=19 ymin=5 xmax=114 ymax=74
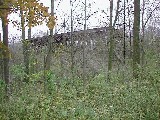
xmin=0 ymin=51 xmax=160 ymax=120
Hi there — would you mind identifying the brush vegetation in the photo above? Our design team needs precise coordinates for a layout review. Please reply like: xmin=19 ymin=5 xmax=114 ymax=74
xmin=0 ymin=50 xmax=160 ymax=120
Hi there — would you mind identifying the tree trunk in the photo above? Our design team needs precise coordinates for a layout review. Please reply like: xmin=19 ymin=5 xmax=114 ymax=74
xmin=21 ymin=9 xmax=30 ymax=83
xmin=43 ymin=0 xmax=54 ymax=92
xmin=123 ymin=0 xmax=126 ymax=64
xmin=0 ymin=34 xmax=3 ymax=80
xmin=141 ymin=0 xmax=145 ymax=63
xmin=70 ymin=0 xmax=74 ymax=79
xmin=50 ymin=0 xmax=54 ymax=36
xmin=113 ymin=0 xmax=121 ymax=28
xmin=108 ymin=0 xmax=114 ymax=73
xmin=2 ymin=15 xmax=10 ymax=98
xmin=82 ymin=0 xmax=87 ymax=83
xmin=44 ymin=0 xmax=54 ymax=72
xmin=133 ymin=0 xmax=140 ymax=79
xmin=106 ymin=0 xmax=120 ymax=80
xmin=126 ymin=0 xmax=132 ymax=58
xmin=28 ymin=7 xmax=35 ymax=74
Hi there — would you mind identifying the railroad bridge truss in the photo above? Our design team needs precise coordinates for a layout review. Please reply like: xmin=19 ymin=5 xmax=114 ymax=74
xmin=29 ymin=27 xmax=123 ymax=52
xmin=27 ymin=26 xmax=128 ymax=77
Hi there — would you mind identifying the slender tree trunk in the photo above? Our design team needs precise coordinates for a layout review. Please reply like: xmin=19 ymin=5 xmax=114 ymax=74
xmin=133 ymin=0 xmax=140 ymax=79
xmin=127 ymin=0 xmax=132 ymax=58
xmin=82 ymin=0 xmax=87 ymax=83
xmin=106 ymin=0 xmax=120 ymax=79
xmin=141 ymin=0 xmax=145 ymax=65
xmin=28 ymin=7 xmax=32 ymax=73
xmin=108 ymin=0 xmax=114 ymax=74
xmin=50 ymin=0 xmax=54 ymax=36
xmin=0 ymin=34 xmax=3 ymax=80
xmin=2 ymin=15 xmax=10 ymax=99
xmin=113 ymin=0 xmax=120 ymax=28
xmin=141 ymin=0 xmax=145 ymax=79
xmin=43 ymin=0 xmax=55 ymax=93
xmin=123 ymin=0 xmax=126 ymax=64
xmin=70 ymin=0 xmax=74 ymax=79
xmin=21 ymin=9 xmax=29 ymax=83
xmin=44 ymin=0 xmax=54 ymax=71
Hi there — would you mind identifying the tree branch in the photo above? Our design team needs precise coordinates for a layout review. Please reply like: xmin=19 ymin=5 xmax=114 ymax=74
xmin=113 ymin=0 xmax=121 ymax=28
xmin=143 ymin=2 xmax=160 ymax=28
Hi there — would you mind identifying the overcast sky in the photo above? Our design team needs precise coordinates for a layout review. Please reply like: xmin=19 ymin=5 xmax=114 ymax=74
xmin=0 ymin=0 xmax=157 ymax=40
xmin=32 ymin=0 xmax=112 ymax=36
xmin=3 ymin=0 xmax=112 ymax=40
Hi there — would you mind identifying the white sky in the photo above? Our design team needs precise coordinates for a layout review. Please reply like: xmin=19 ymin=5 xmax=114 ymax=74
xmin=3 ymin=0 xmax=111 ymax=40
xmin=0 ymin=0 xmax=158 ymax=40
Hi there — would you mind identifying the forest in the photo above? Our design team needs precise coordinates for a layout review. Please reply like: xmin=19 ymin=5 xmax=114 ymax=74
xmin=0 ymin=0 xmax=160 ymax=119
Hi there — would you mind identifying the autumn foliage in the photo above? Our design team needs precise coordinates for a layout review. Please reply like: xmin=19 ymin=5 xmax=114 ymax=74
xmin=0 ymin=0 xmax=55 ymax=58
xmin=0 ymin=0 xmax=56 ymax=29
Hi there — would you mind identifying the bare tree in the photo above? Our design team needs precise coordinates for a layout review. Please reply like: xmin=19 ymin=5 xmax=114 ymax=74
xmin=108 ymin=0 xmax=114 ymax=78
xmin=123 ymin=0 xmax=126 ymax=64
xmin=126 ymin=0 xmax=132 ymax=58
xmin=82 ymin=0 xmax=87 ymax=83
xmin=70 ymin=0 xmax=74 ymax=78
xmin=133 ymin=0 xmax=140 ymax=78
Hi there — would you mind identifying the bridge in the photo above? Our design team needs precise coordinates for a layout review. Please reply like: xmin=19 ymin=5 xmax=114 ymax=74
xmin=29 ymin=27 xmax=122 ymax=50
